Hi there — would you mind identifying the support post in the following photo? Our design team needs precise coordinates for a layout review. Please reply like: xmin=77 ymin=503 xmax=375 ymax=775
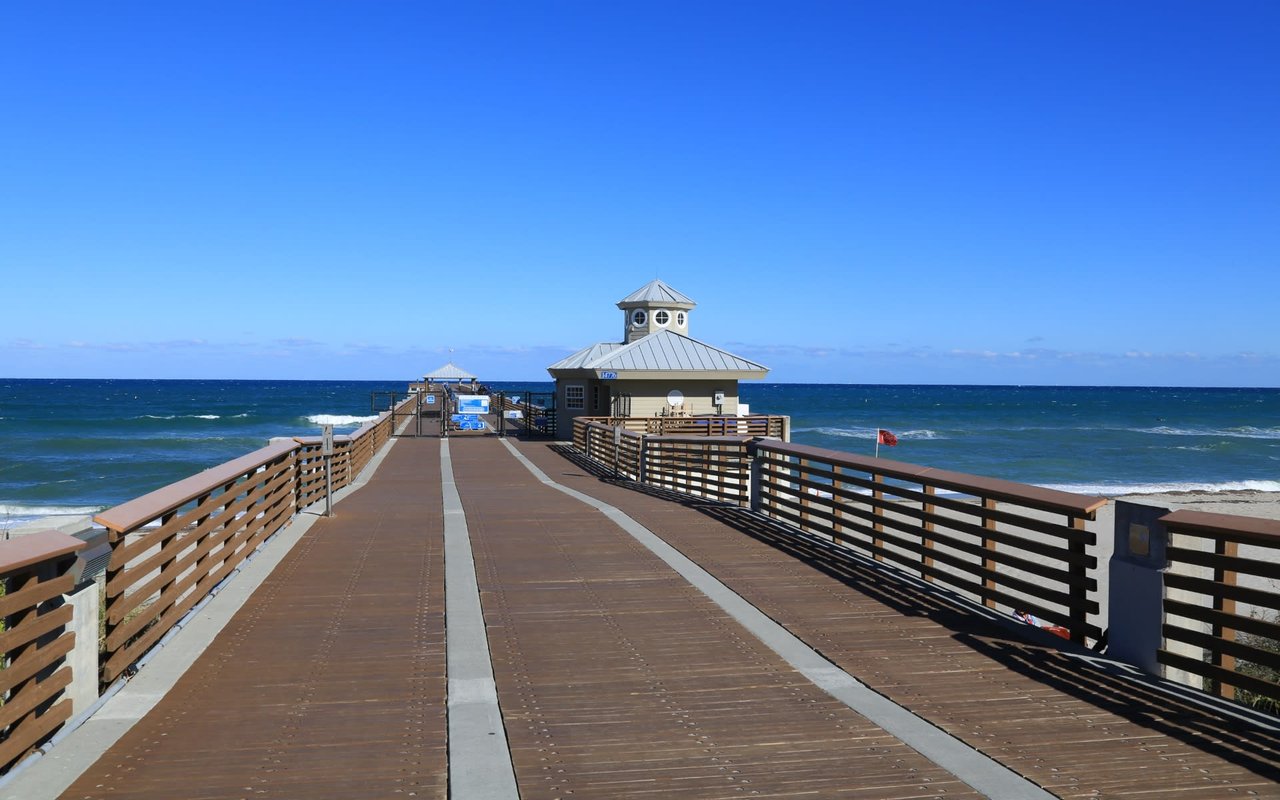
xmin=748 ymin=439 xmax=763 ymax=514
xmin=322 ymin=424 xmax=334 ymax=518
xmin=981 ymin=498 xmax=997 ymax=608
xmin=1106 ymin=500 xmax=1170 ymax=676
xmin=921 ymin=484 xmax=936 ymax=582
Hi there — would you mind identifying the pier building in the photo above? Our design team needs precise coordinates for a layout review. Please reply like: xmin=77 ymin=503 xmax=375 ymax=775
xmin=547 ymin=279 xmax=769 ymax=435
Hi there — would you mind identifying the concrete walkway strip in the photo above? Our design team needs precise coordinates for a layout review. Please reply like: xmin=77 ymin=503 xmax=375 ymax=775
xmin=0 ymin=438 xmax=405 ymax=800
xmin=439 ymin=439 xmax=520 ymax=799
xmin=499 ymin=436 xmax=1056 ymax=800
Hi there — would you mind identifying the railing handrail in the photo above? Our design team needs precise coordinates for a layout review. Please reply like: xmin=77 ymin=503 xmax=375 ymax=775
xmin=584 ymin=420 xmax=645 ymax=439
xmin=0 ymin=530 xmax=86 ymax=575
xmin=650 ymin=434 xmax=758 ymax=446
xmin=753 ymin=439 xmax=1107 ymax=519
xmin=95 ymin=409 xmax=401 ymax=535
xmin=94 ymin=439 xmax=300 ymax=535
xmin=1161 ymin=508 xmax=1280 ymax=544
xmin=294 ymin=434 xmax=354 ymax=446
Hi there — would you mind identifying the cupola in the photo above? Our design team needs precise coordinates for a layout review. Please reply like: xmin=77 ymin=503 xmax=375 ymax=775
xmin=616 ymin=279 xmax=696 ymax=343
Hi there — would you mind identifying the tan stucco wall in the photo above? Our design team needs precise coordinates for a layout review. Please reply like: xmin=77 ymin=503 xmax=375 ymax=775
xmin=612 ymin=379 xmax=740 ymax=417
xmin=553 ymin=377 xmax=749 ymax=438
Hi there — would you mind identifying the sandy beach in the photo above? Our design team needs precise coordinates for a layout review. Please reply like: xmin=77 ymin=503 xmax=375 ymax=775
xmin=1116 ymin=490 xmax=1280 ymax=520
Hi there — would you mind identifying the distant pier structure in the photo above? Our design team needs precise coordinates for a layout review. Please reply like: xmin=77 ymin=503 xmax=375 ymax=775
xmin=547 ymin=279 xmax=769 ymax=435
xmin=409 ymin=361 xmax=480 ymax=394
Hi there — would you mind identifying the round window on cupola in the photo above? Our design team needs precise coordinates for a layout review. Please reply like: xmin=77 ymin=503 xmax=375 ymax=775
xmin=654 ymin=310 xmax=670 ymax=326
xmin=631 ymin=309 xmax=647 ymax=326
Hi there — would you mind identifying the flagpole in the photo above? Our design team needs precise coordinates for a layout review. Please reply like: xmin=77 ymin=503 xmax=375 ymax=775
xmin=875 ymin=429 xmax=879 ymax=459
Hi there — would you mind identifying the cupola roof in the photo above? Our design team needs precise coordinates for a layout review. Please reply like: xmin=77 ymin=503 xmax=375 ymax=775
xmin=616 ymin=279 xmax=696 ymax=309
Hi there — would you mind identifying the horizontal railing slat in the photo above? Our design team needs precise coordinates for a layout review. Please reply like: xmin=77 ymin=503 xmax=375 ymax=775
xmin=1165 ymin=545 xmax=1280 ymax=581
xmin=0 ymin=666 xmax=72 ymax=732
xmin=0 ymin=604 xmax=74 ymax=655
xmin=0 ymin=698 xmax=72 ymax=771
xmin=0 ymin=572 xmax=75 ymax=619
xmin=1158 ymin=649 xmax=1280 ymax=700
xmin=0 ymin=635 xmax=76 ymax=696
xmin=1162 ymin=624 xmax=1280 ymax=673
xmin=1164 ymin=572 xmax=1280 ymax=610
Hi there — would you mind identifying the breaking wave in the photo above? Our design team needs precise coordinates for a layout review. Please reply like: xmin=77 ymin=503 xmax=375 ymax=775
xmin=306 ymin=414 xmax=379 ymax=427
xmin=1038 ymin=480 xmax=1280 ymax=497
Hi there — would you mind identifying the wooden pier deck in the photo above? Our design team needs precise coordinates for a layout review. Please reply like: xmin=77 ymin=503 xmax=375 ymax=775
xmin=20 ymin=434 xmax=1280 ymax=799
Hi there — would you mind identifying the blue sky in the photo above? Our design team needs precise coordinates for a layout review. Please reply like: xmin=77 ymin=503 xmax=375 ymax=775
xmin=2 ymin=2 xmax=1277 ymax=386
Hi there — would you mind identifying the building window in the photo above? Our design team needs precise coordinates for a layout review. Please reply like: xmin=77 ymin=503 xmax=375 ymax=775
xmin=654 ymin=310 xmax=670 ymax=326
xmin=591 ymin=384 xmax=600 ymax=411
xmin=675 ymin=311 xmax=686 ymax=326
xmin=631 ymin=309 xmax=647 ymax=326
xmin=566 ymin=384 xmax=585 ymax=410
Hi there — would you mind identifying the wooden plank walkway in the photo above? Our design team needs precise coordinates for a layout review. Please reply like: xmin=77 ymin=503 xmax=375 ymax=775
xmin=33 ymin=431 xmax=1280 ymax=798
xmin=58 ymin=437 xmax=449 ymax=800
xmin=523 ymin=440 xmax=1280 ymax=799
xmin=450 ymin=436 xmax=982 ymax=799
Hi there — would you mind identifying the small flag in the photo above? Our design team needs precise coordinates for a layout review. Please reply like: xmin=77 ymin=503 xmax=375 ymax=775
xmin=877 ymin=429 xmax=898 ymax=446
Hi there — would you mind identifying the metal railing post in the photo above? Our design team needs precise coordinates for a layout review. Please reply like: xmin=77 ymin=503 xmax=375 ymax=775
xmin=637 ymin=434 xmax=648 ymax=485
xmin=748 ymin=439 xmax=762 ymax=513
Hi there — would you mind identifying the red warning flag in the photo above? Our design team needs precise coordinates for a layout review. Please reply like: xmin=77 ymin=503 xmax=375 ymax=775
xmin=877 ymin=429 xmax=898 ymax=446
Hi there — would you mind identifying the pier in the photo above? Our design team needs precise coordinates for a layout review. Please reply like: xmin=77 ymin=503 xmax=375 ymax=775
xmin=2 ymin=405 xmax=1280 ymax=798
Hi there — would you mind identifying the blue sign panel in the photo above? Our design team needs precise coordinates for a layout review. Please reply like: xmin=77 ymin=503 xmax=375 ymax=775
xmin=600 ymin=371 xmax=618 ymax=380
xmin=425 ymin=395 xmax=436 ymax=404
xmin=457 ymin=395 xmax=490 ymax=415
xmin=452 ymin=414 xmax=480 ymax=423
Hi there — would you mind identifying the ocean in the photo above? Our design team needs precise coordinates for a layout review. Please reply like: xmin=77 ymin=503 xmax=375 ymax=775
xmin=1 ymin=379 xmax=1277 ymax=529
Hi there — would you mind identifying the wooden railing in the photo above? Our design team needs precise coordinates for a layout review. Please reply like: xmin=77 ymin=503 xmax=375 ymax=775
xmin=1158 ymin=509 xmax=1280 ymax=703
xmin=573 ymin=415 xmax=787 ymax=439
xmin=96 ymin=441 xmax=299 ymax=684
xmin=94 ymin=403 xmax=407 ymax=685
xmin=751 ymin=441 xmax=1107 ymax=643
xmin=572 ymin=427 xmax=1280 ymax=705
xmin=0 ymin=531 xmax=85 ymax=770
xmin=578 ymin=422 xmax=645 ymax=480
xmin=570 ymin=425 xmax=1107 ymax=646
xmin=647 ymin=436 xmax=752 ymax=505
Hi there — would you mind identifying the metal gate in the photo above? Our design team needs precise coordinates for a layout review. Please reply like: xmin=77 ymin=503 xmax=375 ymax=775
xmin=492 ymin=389 xmax=556 ymax=438
xmin=374 ymin=391 xmax=445 ymax=437
xmin=521 ymin=390 xmax=557 ymax=438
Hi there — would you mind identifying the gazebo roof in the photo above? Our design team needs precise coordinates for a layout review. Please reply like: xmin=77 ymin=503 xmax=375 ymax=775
xmin=422 ymin=361 xmax=477 ymax=382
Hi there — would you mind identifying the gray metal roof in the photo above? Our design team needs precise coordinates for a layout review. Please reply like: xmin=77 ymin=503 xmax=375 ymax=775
xmin=422 ymin=361 xmax=477 ymax=381
xmin=616 ymin=279 xmax=695 ymax=308
xmin=549 ymin=330 xmax=766 ymax=374
xmin=546 ymin=342 xmax=625 ymax=371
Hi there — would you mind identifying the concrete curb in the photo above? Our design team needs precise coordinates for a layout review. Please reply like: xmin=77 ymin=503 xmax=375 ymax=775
xmin=440 ymin=439 xmax=520 ymax=799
